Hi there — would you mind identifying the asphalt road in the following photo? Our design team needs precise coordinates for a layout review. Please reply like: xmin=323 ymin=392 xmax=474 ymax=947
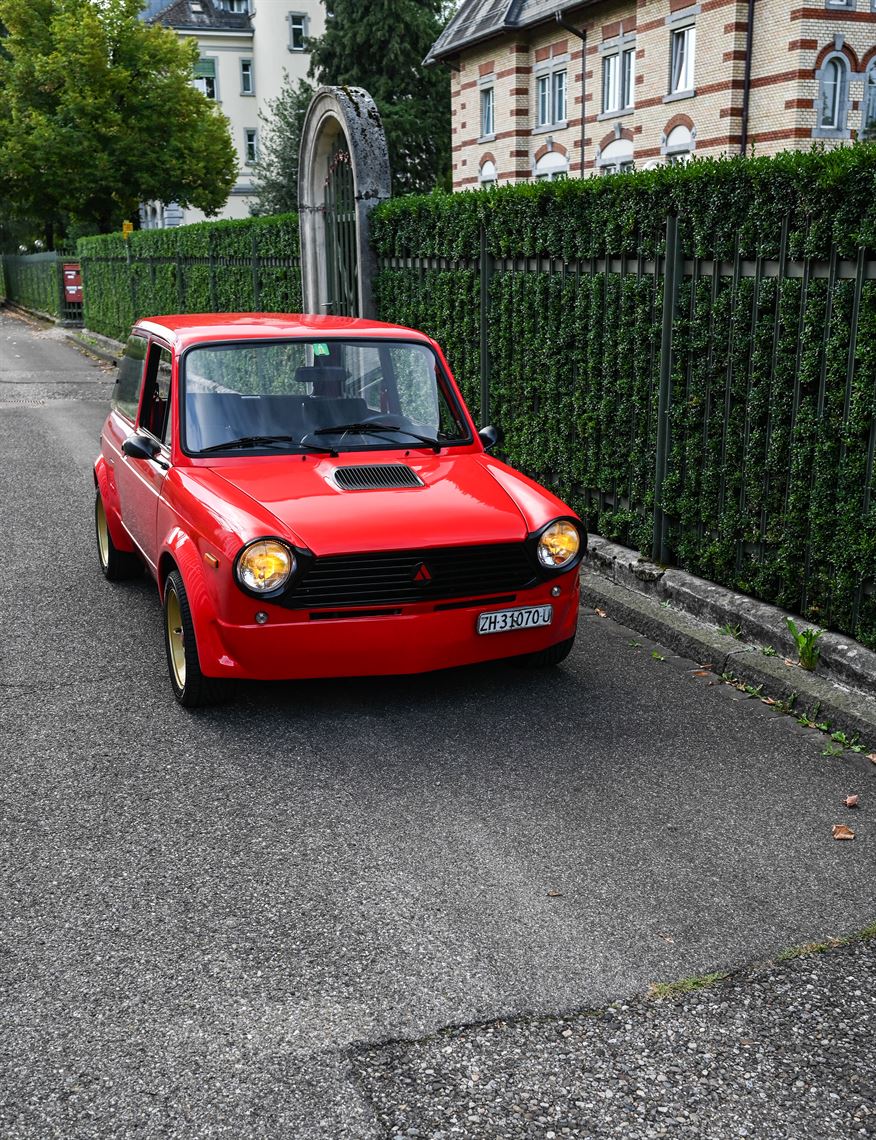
xmin=1 ymin=308 xmax=873 ymax=1138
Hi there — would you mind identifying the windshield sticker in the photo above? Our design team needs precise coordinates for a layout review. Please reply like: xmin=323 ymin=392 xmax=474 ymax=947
xmin=312 ymin=342 xmax=330 ymax=357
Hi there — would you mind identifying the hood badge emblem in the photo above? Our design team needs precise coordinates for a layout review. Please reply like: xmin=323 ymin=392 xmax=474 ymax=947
xmin=412 ymin=562 xmax=432 ymax=584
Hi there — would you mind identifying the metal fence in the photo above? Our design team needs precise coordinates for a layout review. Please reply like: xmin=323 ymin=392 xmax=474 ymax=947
xmin=376 ymin=218 xmax=876 ymax=644
xmin=80 ymin=245 xmax=303 ymax=342
xmin=1 ymin=252 xmax=84 ymax=323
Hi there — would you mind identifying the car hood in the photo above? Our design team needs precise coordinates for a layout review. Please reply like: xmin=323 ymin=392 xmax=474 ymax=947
xmin=205 ymin=452 xmax=551 ymax=556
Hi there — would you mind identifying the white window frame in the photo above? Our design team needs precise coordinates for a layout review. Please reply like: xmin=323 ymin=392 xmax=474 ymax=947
xmin=193 ymin=56 xmax=218 ymax=101
xmin=244 ymin=127 xmax=259 ymax=164
xmin=661 ymin=123 xmax=695 ymax=162
xmin=598 ymin=137 xmax=635 ymax=174
xmin=240 ymin=58 xmax=254 ymax=96
xmin=602 ymin=45 xmax=635 ymax=115
xmin=288 ymin=12 xmax=308 ymax=52
xmin=533 ymin=151 xmax=568 ymax=181
xmin=669 ymin=25 xmax=696 ymax=95
xmin=480 ymin=85 xmax=495 ymax=139
xmin=219 ymin=0 xmax=249 ymax=11
xmin=534 ymin=61 xmax=568 ymax=131
xmin=479 ymin=159 xmax=497 ymax=187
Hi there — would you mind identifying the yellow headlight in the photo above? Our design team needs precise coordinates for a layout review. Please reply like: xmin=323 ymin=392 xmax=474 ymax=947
xmin=537 ymin=521 xmax=580 ymax=569
xmin=236 ymin=539 xmax=295 ymax=593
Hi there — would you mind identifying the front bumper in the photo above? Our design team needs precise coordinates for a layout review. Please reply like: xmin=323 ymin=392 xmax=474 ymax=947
xmin=204 ymin=576 xmax=580 ymax=680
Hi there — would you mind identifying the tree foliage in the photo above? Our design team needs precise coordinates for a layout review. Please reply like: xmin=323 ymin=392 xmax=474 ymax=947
xmin=308 ymin=0 xmax=451 ymax=195
xmin=0 ymin=0 xmax=237 ymax=243
xmin=249 ymin=74 xmax=313 ymax=216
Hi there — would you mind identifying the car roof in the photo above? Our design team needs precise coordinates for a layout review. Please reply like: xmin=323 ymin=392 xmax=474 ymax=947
xmin=133 ymin=313 xmax=434 ymax=351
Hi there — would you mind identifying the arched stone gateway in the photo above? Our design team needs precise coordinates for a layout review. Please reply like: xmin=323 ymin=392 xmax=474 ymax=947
xmin=298 ymin=86 xmax=391 ymax=319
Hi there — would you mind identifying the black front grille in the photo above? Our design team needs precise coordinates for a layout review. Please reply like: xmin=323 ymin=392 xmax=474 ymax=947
xmin=283 ymin=543 xmax=535 ymax=610
xmin=333 ymin=464 xmax=423 ymax=490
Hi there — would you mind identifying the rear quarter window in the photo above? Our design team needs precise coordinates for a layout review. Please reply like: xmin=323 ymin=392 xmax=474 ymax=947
xmin=112 ymin=334 xmax=148 ymax=421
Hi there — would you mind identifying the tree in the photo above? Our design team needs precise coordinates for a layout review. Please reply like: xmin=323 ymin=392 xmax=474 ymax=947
xmin=308 ymin=0 xmax=451 ymax=195
xmin=0 ymin=0 xmax=237 ymax=244
xmin=249 ymin=74 xmax=313 ymax=216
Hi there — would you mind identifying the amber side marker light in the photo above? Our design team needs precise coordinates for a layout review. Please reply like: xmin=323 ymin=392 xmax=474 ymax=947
xmin=205 ymin=553 xmax=220 ymax=569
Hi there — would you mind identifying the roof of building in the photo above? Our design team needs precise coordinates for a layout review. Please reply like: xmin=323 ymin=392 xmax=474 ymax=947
xmin=144 ymin=0 xmax=252 ymax=34
xmin=425 ymin=0 xmax=588 ymax=65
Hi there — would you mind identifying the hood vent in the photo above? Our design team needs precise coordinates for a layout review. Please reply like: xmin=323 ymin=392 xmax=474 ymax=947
xmin=333 ymin=464 xmax=424 ymax=491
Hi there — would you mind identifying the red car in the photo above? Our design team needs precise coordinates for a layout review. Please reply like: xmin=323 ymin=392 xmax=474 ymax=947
xmin=94 ymin=314 xmax=583 ymax=706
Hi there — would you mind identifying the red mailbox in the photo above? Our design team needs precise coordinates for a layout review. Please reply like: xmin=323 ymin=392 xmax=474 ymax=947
xmin=63 ymin=262 xmax=82 ymax=303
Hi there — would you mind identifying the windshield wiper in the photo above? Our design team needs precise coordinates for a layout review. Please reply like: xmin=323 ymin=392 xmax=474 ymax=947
xmin=198 ymin=435 xmax=337 ymax=456
xmin=311 ymin=421 xmax=443 ymax=453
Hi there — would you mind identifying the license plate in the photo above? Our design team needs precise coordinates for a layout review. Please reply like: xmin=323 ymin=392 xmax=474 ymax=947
xmin=476 ymin=604 xmax=553 ymax=635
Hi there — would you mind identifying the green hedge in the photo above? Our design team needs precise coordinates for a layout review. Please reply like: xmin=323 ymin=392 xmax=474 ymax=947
xmin=2 ymin=253 xmax=61 ymax=316
xmin=78 ymin=214 xmax=302 ymax=341
xmin=371 ymin=148 xmax=876 ymax=647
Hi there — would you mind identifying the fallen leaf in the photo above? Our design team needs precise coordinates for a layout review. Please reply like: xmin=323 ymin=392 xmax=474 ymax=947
xmin=547 ymin=889 xmax=564 ymax=898
xmin=784 ymin=658 xmax=797 ymax=668
xmin=868 ymin=753 xmax=876 ymax=765
xmin=657 ymin=932 xmax=675 ymax=943
xmin=595 ymin=607 xmax=607 ymax=618
xmin=844 ymin=795 xmax=859 ymax=809
xmin=762 ymin=697 xmax=778 ymax=706
xmin=693 ymin=670 xmax=711 ymax=677
xmin=832 ymin=823 xmax=855 ymax=840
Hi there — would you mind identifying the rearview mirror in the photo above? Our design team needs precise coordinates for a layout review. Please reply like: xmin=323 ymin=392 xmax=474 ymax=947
xmin=478 ymin=424 xmax=501 ymax=452
xmin=122 ymin=432 xmax=159 ymax=461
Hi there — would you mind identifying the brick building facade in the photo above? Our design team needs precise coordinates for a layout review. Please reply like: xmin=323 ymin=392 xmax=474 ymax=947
xmin=426 ymin=0 xmax=876 ymax=189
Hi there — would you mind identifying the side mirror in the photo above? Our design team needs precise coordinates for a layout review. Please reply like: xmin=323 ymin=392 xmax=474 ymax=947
xmin=478 ymin=424 xmax=501 ymax=452
xmin=122 ymin=432 xmax=159 ymax=461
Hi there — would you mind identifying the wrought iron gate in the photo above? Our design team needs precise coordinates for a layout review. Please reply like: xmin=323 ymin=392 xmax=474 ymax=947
xmin=324 ymin=143 xmax=358 ymax=316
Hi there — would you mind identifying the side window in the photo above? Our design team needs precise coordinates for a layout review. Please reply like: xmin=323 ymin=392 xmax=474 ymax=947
xmin=139 ymin=343 xmax=173 ymax=444
xmin=112 ymin=334 xmax=148 ymax=422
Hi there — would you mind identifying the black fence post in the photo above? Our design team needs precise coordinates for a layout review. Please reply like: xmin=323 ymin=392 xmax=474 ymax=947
xmin=479 ymin=223 xmax=493 ymax=426
xmin=652 ymin=213 xmax=681 ymax=565
xmin=176 ymin=252 xmax=184 ymax=312
xmin=251 ymin=230 xmax=260 ymax=310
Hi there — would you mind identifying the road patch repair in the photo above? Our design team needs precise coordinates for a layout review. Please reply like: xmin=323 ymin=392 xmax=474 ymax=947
xmin=352 ymin=927 xmax=874 ymax=1139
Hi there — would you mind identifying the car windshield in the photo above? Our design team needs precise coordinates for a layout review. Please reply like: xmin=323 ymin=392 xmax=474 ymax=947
xmin=181 ymin=338 xmax=471 ymax=455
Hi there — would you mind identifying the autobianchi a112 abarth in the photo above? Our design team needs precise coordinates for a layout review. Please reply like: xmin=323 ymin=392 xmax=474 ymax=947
xmin=94 ymin=314 xmax=584 ymax=706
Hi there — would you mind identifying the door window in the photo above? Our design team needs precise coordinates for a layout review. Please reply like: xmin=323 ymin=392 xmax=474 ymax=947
xmin=139 ymin=343 xmax=173 ymax=445
xmin=112 ymin=334 xmax=148 ymax=422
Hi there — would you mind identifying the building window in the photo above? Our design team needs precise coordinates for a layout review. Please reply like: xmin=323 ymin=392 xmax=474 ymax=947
xmin=533 ymin=150 xmax=568 ymax=181
xmin=662 ymin=123 xmax=694 ymax=163
xmin=552 ymin=70 xmax=567 ymax=123
xmin=669 ymin=26 xmax=695 ymax=94
xmin=218 ymin=0 xmax=249 ymax=10
xmin=536 ymin=69 xmax=567 ymax=127
xmin=193 ymin=57 xmax=217 ymax=100
xmin=812 ymin=52 xmax=851 ymax=136
xmin=288 ymin=12 xmax=308 ymax=51
xmin=603 ymin=47 xmax=635 ymax=113
xmin=598 ymin=138 xmax=634 ymax=174
xmin=244 ymin=128 xmax=258 ymax=164
xmin=863 ymin=66 xmax=876 ymax=137
xmin=240 ymin=58 xmax=254 ymax=95
xmin=820 ymin=56 xmax=846 ymax=127
xmin=479 ymin=159 xmax=497 ymax=187
xmin=480 ymin=86 xmax=494 ymax=138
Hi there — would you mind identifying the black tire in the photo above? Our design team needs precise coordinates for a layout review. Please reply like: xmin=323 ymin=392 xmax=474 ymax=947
xmin=512 ymin=634 xmax=576 ymax=669
xmin=163 ymin=569 xmax=228 ymax=708
xmin=95 ymin=491 xmax=141 ymax=581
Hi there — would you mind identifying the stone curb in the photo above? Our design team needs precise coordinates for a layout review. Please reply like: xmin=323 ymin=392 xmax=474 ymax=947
xmin=580 ymin=549 xmax=876 ymax=748
xmin=66 ymin=328 xmax=125 ymax=365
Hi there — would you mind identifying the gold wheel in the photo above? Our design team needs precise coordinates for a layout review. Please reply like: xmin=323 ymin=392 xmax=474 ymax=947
xmin=96 ymin=496 xmax=110 ymax=569
xmin=165 ymin=584 xmax=187 ymax=691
